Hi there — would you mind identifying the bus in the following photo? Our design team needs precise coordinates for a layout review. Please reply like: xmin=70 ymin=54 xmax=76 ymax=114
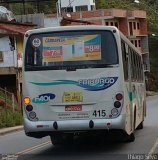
xmin=22 ymin=25 xmax=146 ymax=144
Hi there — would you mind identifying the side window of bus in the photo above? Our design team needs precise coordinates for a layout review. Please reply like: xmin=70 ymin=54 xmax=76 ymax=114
xmin=121 ymin=41 xmax=128 ymax=81
xmin=133 ymin=51 xmax=137 ymax=81
xmin=138 ymin=55 xmax=144 ymax=82
xmin=140 ymin=58 xmax=144 ymax=81
xmin=135 ymin=53 xmax=139 ymax=81
xmin=129 ymin=48 xmax=143 ymax=82
xmin=129 ymin=48 xmax=134 ymax=81
xmin=130 ymin=48 xmax=139 ymax=82
xmin=121 ymin=41 xmax=144 ymax=83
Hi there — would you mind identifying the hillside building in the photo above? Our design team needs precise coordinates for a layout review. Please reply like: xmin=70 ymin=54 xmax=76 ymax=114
xmin=58 ymin=8 xmax=150 ymax=72
xmin=0 ymin=20 xmax=36 ymax=107
xmin=52 ymin=1 xmax=150 ymax=71
xmin=58 ymin=0 xmax=96 ymax=13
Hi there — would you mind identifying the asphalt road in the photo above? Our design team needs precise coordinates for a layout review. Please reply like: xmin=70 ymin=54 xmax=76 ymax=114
xmin=0 ymin=95 xmax=158 ymax=160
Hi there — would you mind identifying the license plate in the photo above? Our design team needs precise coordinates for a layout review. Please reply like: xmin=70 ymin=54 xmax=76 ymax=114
xmin=65 ymin=105 xmax=82 ymax=111
xmin=63 ymin=92 xmax=83 ymax=102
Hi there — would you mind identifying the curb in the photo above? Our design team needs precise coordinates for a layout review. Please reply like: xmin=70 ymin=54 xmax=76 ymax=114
xmin=0 ymin=126 xmax=23 ymax=136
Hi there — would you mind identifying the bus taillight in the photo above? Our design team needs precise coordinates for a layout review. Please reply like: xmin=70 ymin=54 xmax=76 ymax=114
xmin=114 ymin=101 xmax=121 ymax=108
xmin=23 ymin=97 xmax=31 ymax=105
xmin=116 ymin=93 xmax=123 ymax=101
xmin=26 ymin=105 xmax=33 ymax=112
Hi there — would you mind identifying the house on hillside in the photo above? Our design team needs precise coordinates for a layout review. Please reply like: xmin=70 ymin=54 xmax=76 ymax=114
xmin=55 ymin=6 xmax=150 ymax=73
xmin=43 ymin=1 xmax=150 ymax=74
xmin=58 ymin=0 xmax=96 ymax=13
xmin=44 ymin=0 xmax=150 ymax=72
xmin=0 ymin=20 xmax=36 ymax=107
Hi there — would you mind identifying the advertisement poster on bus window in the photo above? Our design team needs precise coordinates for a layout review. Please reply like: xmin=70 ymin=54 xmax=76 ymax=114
xmin=42 ymin=34 xmax=101 ymax=62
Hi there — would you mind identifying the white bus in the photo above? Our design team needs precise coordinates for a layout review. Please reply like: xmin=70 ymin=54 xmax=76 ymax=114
xmin=22 ymin=25 xmax=146 ymax=144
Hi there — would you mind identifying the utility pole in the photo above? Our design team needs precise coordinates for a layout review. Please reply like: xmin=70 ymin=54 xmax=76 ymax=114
xmin=22 ymin=0 xmax=25 ymax=15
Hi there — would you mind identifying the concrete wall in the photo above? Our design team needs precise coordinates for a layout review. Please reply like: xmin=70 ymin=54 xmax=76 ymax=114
xmin=16 ymin=36 xmax=23 ymax=68
xmin=44 ymin=15 xmax=60 ymax=27
xmin=16 ymin=13 xmax=44 ymax=28
xmin=0 ymin=36 xmax=17 ymax=67
xmin=0 ymin=50 xmax=17 ymax=67
xmin=59 ymin=8 xmax=149 ymax=71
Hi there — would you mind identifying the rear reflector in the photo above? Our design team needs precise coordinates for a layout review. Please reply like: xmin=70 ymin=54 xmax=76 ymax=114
xmin=111 ymin=108 xmax=118 ymax=116
xmin=29 ymin=111 xmax=36 ymax=119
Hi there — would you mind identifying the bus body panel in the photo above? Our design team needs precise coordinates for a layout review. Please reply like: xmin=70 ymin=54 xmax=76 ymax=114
xmin=23 ymin=115 xmax=126 ymax=134
xmin=22 ymin=25 xmax=146 ymax=139
xmin=23 ymin=68 xmax=124 ymax=122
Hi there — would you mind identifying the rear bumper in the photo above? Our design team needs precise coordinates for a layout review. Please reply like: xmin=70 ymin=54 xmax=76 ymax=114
xmin=24 ymin=115 xmax=125 ymax=135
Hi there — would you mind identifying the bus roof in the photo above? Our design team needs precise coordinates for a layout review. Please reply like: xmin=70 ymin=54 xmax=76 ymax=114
xmin=25 ymin=25 xmax=142 ymax=56
xmin=25 ymin=25 xmax=119 ymax=35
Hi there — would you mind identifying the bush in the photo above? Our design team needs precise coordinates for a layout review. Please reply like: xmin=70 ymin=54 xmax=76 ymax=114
xmin=0 ymin=109 xmax=23 ymax=129
xmin=14 ymin=112 xmax=23 ymax=126
xmin=146 ymin=72 xmax=158 ymax=91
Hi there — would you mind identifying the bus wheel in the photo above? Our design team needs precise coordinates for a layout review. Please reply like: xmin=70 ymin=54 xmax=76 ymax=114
xmin=50 ymin=134 xmax=63 ymax=146
xmin=125 ymin=133 xmax=135 ymax=142
xmin=136 ymin=121 xmax=144 ymax=130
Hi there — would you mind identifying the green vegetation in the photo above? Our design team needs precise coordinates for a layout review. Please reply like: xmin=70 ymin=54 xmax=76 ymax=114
xmin=146 ymin=91 xmax=158 ymax=96
xmin=7 ymin=1 xmax=56 ymax=15
xmin=0 ymin=109 xmax=23 ymax=128
xmin=0 ymin=90 xmax=23 ymax=128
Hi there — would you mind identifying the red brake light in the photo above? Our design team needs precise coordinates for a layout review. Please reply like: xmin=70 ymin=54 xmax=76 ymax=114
xmin=116 ymin=93 xmax=123 ymax=101
xmin=26 ymin=105 xmax=33 ymax=112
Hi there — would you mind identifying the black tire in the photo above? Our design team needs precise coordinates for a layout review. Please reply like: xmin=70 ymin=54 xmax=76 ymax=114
xmin=50 ymin=133 xmax=63 ymax=146
xmin=136 ymin=121 xmax=144 ymax=130
xmin=50 ymin=133 xmax=74 ymax=146
xmin=125 ymin=133 xmax=135 ymax=142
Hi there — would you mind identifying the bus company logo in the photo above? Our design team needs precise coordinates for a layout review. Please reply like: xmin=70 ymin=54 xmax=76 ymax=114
xmin=78 ymin=77 xmax=118 ymax=91
xmin=32 ymin=93 xmax=55 ymax=104
xmin=30 ymin=77 xmax=118 ymax=91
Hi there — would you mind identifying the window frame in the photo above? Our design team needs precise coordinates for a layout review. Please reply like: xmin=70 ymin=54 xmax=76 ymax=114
xmin=24 ymin=30 xmax=119 ymax=71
